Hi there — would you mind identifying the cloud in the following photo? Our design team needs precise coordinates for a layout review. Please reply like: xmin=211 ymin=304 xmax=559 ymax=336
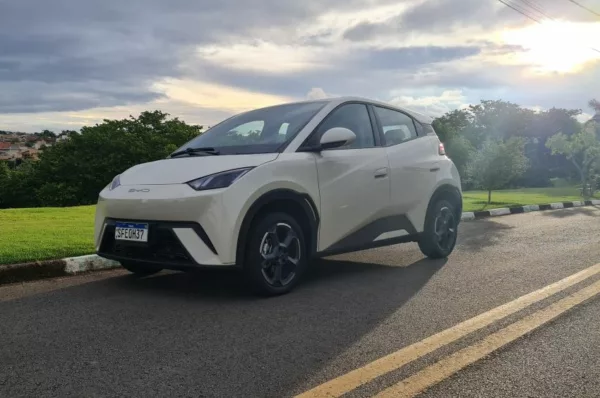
xmin=306 ymin=88 xmax=331 ymax=100
xmin=389 ymin=90 xmax=469 ymax=117
xmin=153 ymin=79 xmax=293 ymax=113
xmin=0 ymin=0 xmax=599 ymax=132
xmin=0 ymin=0 xmax=393 ymax=117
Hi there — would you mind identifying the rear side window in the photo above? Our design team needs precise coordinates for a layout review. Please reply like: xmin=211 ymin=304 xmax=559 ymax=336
xmin=373 ymin=106 xmax=417 ymax=146
xmin=421 ymin=123 xmax=437 ymax=136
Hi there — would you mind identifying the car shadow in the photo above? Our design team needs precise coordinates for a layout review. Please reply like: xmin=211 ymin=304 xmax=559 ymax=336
xmin=456 ymin=219 xmax=515 ymax=252
xmin=541 ymin=206 xmax=600 ymax=218
xmin=0 ymin=254 xmax=444 ymax=398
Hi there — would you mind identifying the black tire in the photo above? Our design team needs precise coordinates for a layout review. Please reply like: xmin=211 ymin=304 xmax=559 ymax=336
xmin=243 ymin=212 xmax=308 ymax=296
xmin=418 ymin=199 xmax=458 ymax=259
xmin=120 ymin=261 xmax=162 ymax=277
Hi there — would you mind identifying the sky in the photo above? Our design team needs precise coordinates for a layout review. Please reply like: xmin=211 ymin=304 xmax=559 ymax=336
xmin=1 ymin=0 xmax=599 ymax=132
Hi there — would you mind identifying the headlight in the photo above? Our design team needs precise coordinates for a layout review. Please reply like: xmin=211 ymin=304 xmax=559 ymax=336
xmin=187 ymin=168 xmax=253 ymax=191
xmin=108 ymin=174 xmax=121 ymax=191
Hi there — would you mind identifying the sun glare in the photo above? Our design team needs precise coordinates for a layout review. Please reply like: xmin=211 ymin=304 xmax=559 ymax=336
xmin=501 ymin=20 xmax=600 ymax=73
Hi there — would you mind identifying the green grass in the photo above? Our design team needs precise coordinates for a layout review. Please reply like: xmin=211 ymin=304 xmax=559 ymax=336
xmin=0 ymin=187 xmax=595 ymax=265
xmin=0 ymin=205 xmax=96 ymax=265
xmin=462 ymin=187 xmax=594 ymax=212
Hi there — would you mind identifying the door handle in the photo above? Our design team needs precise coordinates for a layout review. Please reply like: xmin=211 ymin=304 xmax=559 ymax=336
xmin=374 ymin=167 xmax=388 ymax=179
xmin=430 ymin=167 xmax=440 ymax=172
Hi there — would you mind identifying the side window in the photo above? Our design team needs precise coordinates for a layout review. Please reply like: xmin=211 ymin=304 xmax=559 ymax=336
xmin=414 ymin=120 xmax=424 ymax=136
xmin=316 ymin=104 xmax=375 ymax=149
xmin=373 ymin=106 xmax=417 ymax=147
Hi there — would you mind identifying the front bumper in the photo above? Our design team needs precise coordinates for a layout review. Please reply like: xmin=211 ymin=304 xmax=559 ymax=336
xmin=95 ymin=183 xmax=238 ymax=267
xmin=97 ymin=218 xmax=227 ymax=269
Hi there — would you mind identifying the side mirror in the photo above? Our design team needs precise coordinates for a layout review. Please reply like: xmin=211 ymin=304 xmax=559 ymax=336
xmin=319 ymin=127 xmax=356 ymax=150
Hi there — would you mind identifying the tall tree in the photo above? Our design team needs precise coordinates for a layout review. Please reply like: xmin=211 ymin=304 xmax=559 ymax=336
xmin=466 ymin=138 xmax=529 ymax=203
xmin=589 ymin=99 xmax=600 ymax=114
xmin=546 ymin=123 xmax=600 ymax=197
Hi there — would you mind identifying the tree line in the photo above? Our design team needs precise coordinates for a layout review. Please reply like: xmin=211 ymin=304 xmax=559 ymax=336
xmin=0 ymin=100 xmax=599 ymax=209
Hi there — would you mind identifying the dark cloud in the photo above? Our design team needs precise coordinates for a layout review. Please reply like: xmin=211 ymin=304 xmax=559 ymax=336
xmin=0 ymin=0 xmax=596 ymax=120
xmin=353 ymin=46 xmax=481 ymax=69
xmin=0 ymin=81 xmax=163 ymax=113
xmin=342 ymin=0 xmax=592 ymax=42
xmin=187 ymin=45 xmax=482 ymax=100
xmin=0 ymin=0 xmax=395 ymax=113
xmin=343 ymin=0 xmax=502 ymax=41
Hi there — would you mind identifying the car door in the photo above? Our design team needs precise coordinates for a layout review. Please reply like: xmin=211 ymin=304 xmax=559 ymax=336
xmin=307 ymin=102 xmax=391 ymax=253
xmin=371 ymin=105 xmax=441 ymax=219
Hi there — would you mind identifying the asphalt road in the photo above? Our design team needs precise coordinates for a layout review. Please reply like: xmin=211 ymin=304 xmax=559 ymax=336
xmin=1 ymin=207 xmax=600 ymax=398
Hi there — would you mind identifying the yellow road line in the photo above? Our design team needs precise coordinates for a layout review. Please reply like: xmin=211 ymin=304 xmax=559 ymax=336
xmin=375 ymin=277 xmax=600 ymax=398
xmin=295 ymin=263 xmax=600 ymax=398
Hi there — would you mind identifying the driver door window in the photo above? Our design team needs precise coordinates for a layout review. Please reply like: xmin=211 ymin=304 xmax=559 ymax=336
xmin=316 ymin=104 xmax=375 ymax=149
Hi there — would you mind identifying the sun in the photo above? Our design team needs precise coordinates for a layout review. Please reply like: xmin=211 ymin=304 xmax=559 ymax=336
xmin=500 ymin=20 xmax=600 ymax=73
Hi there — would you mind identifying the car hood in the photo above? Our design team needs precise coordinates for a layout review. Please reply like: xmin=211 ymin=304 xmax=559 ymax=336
xmin=119 ymin=153 xmax=279 ymax=185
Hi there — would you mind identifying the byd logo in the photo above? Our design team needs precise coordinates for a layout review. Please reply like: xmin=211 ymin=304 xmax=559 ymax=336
xmin=129 ymin=188 xmax=150 ymax=193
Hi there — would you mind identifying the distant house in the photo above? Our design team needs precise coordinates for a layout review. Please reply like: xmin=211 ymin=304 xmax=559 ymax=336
xmin=21 ymin=148 xmax=39 ymax=160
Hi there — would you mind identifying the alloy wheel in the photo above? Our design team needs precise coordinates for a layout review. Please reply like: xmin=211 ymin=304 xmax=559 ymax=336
xmin=434 ymin=206 xmax=456 ymax=252
xmin=259 ymin=222 xmax=301 ymax=287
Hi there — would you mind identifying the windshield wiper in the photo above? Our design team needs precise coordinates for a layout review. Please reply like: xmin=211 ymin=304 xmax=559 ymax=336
xmin=170 ymin=147 xmax=220 ymax=158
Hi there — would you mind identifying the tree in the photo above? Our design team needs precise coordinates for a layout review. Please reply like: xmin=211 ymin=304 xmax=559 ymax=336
xmin=0 ymin=162 xmax=11 ymax=207
xmin=589 ymin=99 xmax=600 ymax=114
xmin=444 ymin=135 xmax=474 ymax=183
xmin=38 ymin=129 xmax=56 ymax=140
xmin=546 ymin=123 xmax=600 ymax=197
xmin=0 ymin=111 xmax=202 ymax=208
xmin=466 ymin=137 xmax=529 ymax=203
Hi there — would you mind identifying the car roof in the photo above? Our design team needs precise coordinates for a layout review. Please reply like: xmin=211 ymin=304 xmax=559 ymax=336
xmin=327 ymin=96 xmax=435 ymax=124
xmin=282 ymin=96 xmax=434 ymax=125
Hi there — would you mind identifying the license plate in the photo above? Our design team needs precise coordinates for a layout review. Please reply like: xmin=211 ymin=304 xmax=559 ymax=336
xmin=115 ymin=222 xmax=149 ymax=242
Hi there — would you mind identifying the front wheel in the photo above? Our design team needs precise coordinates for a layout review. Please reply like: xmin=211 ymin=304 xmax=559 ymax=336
xmin=243 ymin=212 xmax=307 ymax=296
xmin=120 ymin=261 xmax=162 ymax=277
xmin=418 ymin=199 xmax=458 ymax=259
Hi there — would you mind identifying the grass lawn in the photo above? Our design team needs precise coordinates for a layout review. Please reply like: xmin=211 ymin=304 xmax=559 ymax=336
xmin=462 ymin=187 xmax=594 ymax=212
xmin=0 ymin=187 xmax=595 ymax=265
xmin=0 ymin=205 xmax=96 ymax=265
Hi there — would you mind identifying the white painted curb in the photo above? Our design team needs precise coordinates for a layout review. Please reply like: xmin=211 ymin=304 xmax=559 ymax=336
xmin=489 ymin=208 xmax=511 ymax=216
xmin=461 ymin=212 xmax=475 ymax=221
xmin=64 ymin=255 xmax=120 ymax=274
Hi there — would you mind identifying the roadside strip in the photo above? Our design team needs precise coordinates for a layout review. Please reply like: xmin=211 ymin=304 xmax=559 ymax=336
xmin=295 ymin=262 xmax=600 ymax=398
xmin=376 ymin=278 xmax=600 ymax=397
xmin=461 ymin=200 xmax=600 ymax=221
xmin=2 ymin=204 xmax=599 ymax=285
xmin=0 ymin=255 xmax=119 ymax=285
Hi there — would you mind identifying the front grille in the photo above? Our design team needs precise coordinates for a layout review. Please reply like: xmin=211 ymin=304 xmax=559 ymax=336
xmin=100 ymin=223 xmax=193 ymax=266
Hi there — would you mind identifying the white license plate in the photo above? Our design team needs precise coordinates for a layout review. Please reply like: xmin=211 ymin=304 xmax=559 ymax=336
xmin=115 ymin=222 xmax=149 ymax=242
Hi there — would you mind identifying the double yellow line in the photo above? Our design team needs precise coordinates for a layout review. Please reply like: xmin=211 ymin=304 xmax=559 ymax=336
xmin=296 ymin=263 xmax=600 ymax=398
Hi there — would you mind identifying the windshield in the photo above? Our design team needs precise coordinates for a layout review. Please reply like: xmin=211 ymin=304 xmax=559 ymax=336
xmin=174 ymin=101 xmax=327 ymax=155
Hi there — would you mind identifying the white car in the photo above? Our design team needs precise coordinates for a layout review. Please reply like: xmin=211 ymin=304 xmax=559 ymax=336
xmin=95 ymin=97 xmax=462 ymax=295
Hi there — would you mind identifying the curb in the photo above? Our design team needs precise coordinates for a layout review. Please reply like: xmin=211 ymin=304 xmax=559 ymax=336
xmin=460 ymin=199 xmax=600 ymax=221
xmin=0 ymin=255 xmax=120 ymax=285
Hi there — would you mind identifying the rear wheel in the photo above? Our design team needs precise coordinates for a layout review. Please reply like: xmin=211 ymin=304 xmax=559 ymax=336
xmin=243 ymin=212 xmax=307 ymax=296
xmin=418 ymin=199 xmax=458 ymax=259
xmin=120 ymin=261 xmax=162 ymax=277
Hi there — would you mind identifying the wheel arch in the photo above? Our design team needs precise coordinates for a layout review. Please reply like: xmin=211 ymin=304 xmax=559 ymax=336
xmin=427 ymin=184 xmax=463 ymax=220
xmin=235 ymin=189 xmax=320 ymax=266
